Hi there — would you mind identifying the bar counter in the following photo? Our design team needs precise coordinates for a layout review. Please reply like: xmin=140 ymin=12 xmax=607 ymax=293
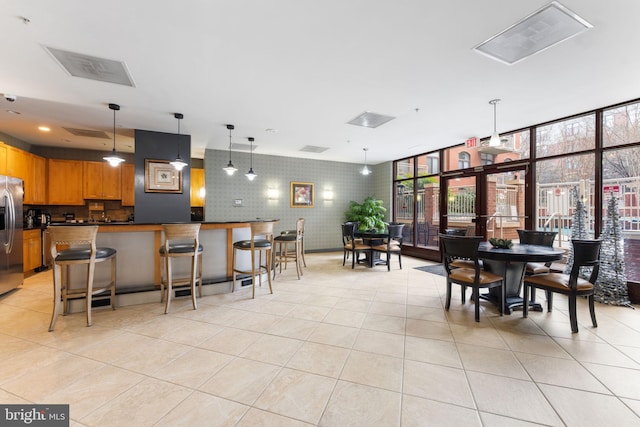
xmin=49 ymin=220 xmax=279 ymax=297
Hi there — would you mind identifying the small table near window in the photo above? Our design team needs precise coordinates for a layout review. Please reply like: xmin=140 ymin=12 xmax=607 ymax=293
xmin=354 ymin=231 xmax=389 ymax=267
xmin=477 ymin=242 xmax=564 ymax=314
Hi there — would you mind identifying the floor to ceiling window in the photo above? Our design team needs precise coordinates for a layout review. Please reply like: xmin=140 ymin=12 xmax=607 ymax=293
xmin=392 ymin=98 xmax=640 ymax=285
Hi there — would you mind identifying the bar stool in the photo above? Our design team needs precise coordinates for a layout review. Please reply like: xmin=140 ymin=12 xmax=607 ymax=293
xmin=48 ymin=225 xmax=117 ymax=332
xmin=278 ymin=217 xmax=306 ymax=267
xmin=159 ymin=223 xmax=203 ymax=314
xmin=232 ymin=221 xmax=275 ymax=298
xmin=273 ymin=218 xmax=304 ymax=279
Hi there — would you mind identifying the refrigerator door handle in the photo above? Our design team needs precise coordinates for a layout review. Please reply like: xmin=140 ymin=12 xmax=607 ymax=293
xmin=3 ymin=189 xmax=14 ymax=253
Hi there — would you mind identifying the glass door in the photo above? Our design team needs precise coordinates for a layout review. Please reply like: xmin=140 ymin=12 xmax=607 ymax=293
xmin=442 ymin=172 xmax=481 ymax=237
xmin=484 ymin=166 xmax=528 ymax=242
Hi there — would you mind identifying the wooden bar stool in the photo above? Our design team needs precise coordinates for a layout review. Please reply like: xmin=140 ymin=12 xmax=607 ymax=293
xmin=159 ymin=223 xmax=203 ymax=314
xmin=273 ymin=218 xmax=304 ymax=279
xmin=48 ymin=225 xmax=117 ymax=332
xmin=232 ymin=221 xmax=275 ymax=298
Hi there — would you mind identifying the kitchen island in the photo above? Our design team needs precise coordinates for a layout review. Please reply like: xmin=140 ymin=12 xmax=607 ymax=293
xmin=50 ymin=220 xmax=279 ymax=308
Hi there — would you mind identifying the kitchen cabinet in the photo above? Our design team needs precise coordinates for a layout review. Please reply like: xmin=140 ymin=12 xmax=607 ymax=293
xmin=24 ymin=153 xmax=46 ymax=205
xmin=121 ymin=163 xmax=135 ymax=206
xmin=6 ymin=145 xmax=27 ymax=180
xmin=0 ymin=144 xmax=6 ymax=175
xmin=190 ymin=168 xmax=205 ymax=207
xmin=23 ymin=229 xmax=42 ymax=272
xmin=47 ymin=159 xmax=84 ymax=205
xmin=83 ymin=161 xmax=122 ymax=200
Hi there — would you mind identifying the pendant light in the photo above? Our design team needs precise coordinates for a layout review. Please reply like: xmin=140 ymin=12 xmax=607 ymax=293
xmin=245 ymin=137 xmax=257 ymax=181
xmin=488 ymin=98 xmax=501 ymax=147
xmin=169 ymin=113 xmax=188 ymax=171
xmin=103 ymin=103 xmax=125 ymax=167
xmin=361 ymin=148 xmax=371 ymax=175
xmin=222 ymin=124 xmax=238 ymax=175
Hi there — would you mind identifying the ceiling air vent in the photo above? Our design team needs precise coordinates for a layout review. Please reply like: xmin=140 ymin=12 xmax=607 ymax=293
xmin=347 ymin=111 xmax=395 ymax=128
xmin=63 ymin=127 xmax=110 ymax=139
xmin=45 ymin=46 xmax=136 ymax=87
xmin=473 ymin=1 xmax=592 ymax=65
xmin=300 ymin=145 xmax=329 ymax=153
xmin=230 ymin=143 xmax=257 ymax=151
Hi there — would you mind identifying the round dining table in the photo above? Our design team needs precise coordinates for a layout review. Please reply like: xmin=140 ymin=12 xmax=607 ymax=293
xmin=354 ymin=231 xmax=389 ymax=267
xmin=477 ymin=242 xmax=564 ymax=314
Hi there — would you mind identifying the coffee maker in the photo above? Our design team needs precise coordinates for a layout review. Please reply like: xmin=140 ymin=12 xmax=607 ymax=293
xmin=35 ymin=209 xmax=51 ymax=227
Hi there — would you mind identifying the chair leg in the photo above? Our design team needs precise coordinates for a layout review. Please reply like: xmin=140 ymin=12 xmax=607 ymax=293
xmin=198 ymin=253 xmax=203 ymax=298
xmin=294 ymin=242 xmax=301 ymax=279
xmin=387 ymin=251 xmax=391 ymax=271
xmin=231 ymin=248 xmax=237 ymax=293
xmin=86 ymin=260 xmax=96 ymax=327
xmin=111 ymin=256 xmax=117 ymax=310
xmin=351 ymin=250 xmax=355 ymax=269
xmin=588 ymin=294 xmax=598 ymax=328
xmin=266 ymin=248 xmax=273 ymax=294
xmin=190 ymin=253 xmax=198 ymax=311
xmin=343 ymin=249 xmax=347 ymax=266
xmin=398 ymin=252 xmax=402 ymax=270
xmin=164 ymin=257 xmax=173 ymax=314
xmin=473 ymin=287 xmax=480 ymax=322
xmin=445 ymin=281 xmax=452 ymax=310
xmin=461 ymin=285 xmax=466 ymax=304
xmin=568 ymin=294 xmax=578 ymax=333
xmin=251 ymin=250 xmax=256 ymax=299
xmin=49 ymin=263 xmax=63 ymax=332
xmin=546 ymin=291 xmax=553 ymax=312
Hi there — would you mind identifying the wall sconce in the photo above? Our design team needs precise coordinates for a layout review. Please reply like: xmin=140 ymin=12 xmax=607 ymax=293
xmin=198 ymin=187 xmax=206 ymax=198
xmin=267 ymin=188 xmax=279 ymax=200
xmin=323 ymin=190 xmax=334 ymax=201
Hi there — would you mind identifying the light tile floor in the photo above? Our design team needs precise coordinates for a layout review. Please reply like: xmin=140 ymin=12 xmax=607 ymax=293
xmin=1 ymin=252 xmax=640 ymax=426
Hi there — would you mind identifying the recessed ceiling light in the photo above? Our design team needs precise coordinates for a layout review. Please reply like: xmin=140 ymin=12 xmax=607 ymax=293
xmin=38 ymin=126 xmax=51 ymax=132
xmin=473 ymin=1 xmax=592 ymax=65
xmin=265 ymin=128 xmax=277 ymax=133
xmin=6 ymin=110 xmax=20 ymax=115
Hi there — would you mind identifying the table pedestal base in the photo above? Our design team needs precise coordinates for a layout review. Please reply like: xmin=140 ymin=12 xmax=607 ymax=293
xmin=479 ymin=293 xmax=543 ymax=315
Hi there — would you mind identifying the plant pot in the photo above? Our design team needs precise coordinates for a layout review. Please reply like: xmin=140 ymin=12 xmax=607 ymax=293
xmin=628 ymin=282 xmax=640 ymax=305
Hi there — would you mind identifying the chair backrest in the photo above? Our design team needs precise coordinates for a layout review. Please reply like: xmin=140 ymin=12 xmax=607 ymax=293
xmin=49 ymin=225 xmax=98 ymax=261
xmin=251 ymin=221 xmax=275 ymax=245
xmin=440 ymin=235 xmax=483 ymax=274
xmin=162 ymin=223 xmax=201 ymax=251
xmin=387 ymin=223 xmax=405 ymax=245
xmin=569 ymin=239 xmax=601 ymax=286
xmin=445 ymin=228 xmax=467 ymax=236
xmin=517 ymin=230 xmax=557 ymax=247
xmin=342 ymin=222 xmax=357 ymax=247
xmin=296 ymin=218 xmax=305 ymax=239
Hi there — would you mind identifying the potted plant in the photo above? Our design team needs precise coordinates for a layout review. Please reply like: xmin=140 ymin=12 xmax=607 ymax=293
xmin=344 ymin=196 xmax=387 ymax=232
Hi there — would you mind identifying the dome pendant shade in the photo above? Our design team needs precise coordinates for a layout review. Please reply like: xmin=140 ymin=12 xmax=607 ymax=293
xmin=489 ymin=99 xmax=501 ymax=146
xmin=170 ymin=113 xmax=188 ymax=171
xmin=360 ymin=148 xmax=371 ymax=175
xmin=223 ymin=124 xmax=238 ymax=175
xmin=245 ymin=137 xmax=257 ymax=181
xmin=103 ymin=103 xmax=125 ymax=167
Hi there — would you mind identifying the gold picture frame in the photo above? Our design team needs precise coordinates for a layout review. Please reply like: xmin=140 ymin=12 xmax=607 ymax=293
xmin=290 ymin=182 xmax=314 ymax=208
xmin=144 ymin=159 xmax=182 ymax=193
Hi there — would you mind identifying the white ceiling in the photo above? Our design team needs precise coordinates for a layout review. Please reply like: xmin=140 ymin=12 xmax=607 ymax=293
xmin=1 ymin=0 xmax=639 ymax=165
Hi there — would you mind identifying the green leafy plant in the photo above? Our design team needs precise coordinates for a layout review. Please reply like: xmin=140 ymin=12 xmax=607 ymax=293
xmin=344 ymin=196 xmax=387 ymax=232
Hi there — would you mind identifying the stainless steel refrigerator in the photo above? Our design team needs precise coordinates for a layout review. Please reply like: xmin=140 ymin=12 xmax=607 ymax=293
xmin=0 ymin=175 xmax=23 ymax=295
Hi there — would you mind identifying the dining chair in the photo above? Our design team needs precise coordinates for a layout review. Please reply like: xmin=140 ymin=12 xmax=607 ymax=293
xmin=517 ymin=229 xmax=558 ymax=275
xmin=159 ymin=223 xmax=203 ymax=314
xmin=342 ymin=222 xmax=371 ymax=269
xmin=273 ymin=218 xmax=304 ymax=279
xmin=440 ymin=234 xmax=504 ymax=322
xmin=48 ymin=225 xmax=117 ymax=331
xmin=232 ymin=221 xmax=275 ymax=298
xmin=523 ymin=239 xmax=601 ymax=333
xmin=371 ymin=223 xmax=404 ymax=271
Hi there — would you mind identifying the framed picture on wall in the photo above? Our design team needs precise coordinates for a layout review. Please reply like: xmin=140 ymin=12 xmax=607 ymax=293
xmin=145 ymin=159 xmax=182 ymax=193
xmin=290 ymin=182 xmax=314 ymax=207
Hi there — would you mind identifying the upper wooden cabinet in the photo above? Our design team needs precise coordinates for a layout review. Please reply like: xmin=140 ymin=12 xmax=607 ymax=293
xmin=190 ymin=168 xmax=205 ymax=207
xmin=48 ymin=159 xmax=84 ymax=205
xmin=83 ymin=161 xmax=122 ymax=200
xmin=121 ymin=163 xmax=135 ymax=206
xmin=0 ymin=144 xmax=6 ymax=175
xmin=25 ymin=153 xmax=46 ymax=205
xmin=5 ymin=145 xmax=27 ymax=180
